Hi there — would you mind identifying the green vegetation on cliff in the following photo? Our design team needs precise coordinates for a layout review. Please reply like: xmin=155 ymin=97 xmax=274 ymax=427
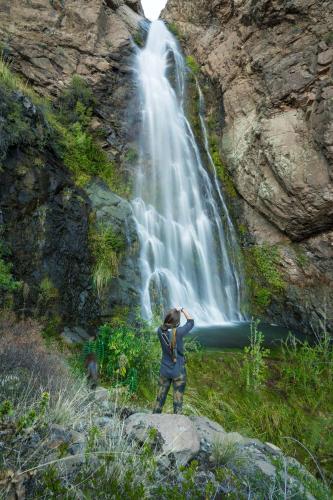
xmin=0 ymin=241 xmax=20 ymax=303
xmin=89 ymin=222 xmax=125 ymax=297
xmin=186 ymin=55 xmax=200 ymax=75
xmin=0 ymin=57 xmax=128 ymax=197
xmin=243 ymin=243 xmax=286 ymax=313
xmin=209 ymin=135 xmax=237 ymax=198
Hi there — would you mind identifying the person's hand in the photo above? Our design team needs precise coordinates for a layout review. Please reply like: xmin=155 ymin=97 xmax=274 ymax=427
xmin=175 ymin=306 xmax=182 ymax=312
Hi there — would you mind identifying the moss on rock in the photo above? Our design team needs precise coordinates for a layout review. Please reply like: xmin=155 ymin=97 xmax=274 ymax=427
xmin=244 ymin=243 xmax=286 ymax=314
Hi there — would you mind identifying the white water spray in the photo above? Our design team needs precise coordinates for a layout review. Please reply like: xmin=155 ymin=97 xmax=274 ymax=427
xmin=131 ymin=21 xmax=244 ymax=325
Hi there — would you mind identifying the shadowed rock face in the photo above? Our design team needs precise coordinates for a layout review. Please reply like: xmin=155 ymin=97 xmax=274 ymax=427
xmin=163 ymin=0 xmax=333 ymax=333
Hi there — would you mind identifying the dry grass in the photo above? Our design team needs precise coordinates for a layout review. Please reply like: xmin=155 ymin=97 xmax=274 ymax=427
xmin=0 ymin=312 xmax=70 ymax=399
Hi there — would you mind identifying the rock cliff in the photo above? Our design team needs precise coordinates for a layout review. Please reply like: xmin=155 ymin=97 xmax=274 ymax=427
xmin=0 ymin=0 xmax=145 ymax=330
xmin=163 ymin=0 xmax=333 ymax=333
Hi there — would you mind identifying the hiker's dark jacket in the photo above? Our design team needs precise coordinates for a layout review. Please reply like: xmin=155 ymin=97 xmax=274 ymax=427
xmin=157 ymin=319 xmax=194 ymax=378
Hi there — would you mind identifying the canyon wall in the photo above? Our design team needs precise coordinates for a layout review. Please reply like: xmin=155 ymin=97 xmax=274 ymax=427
xmin=0 ymin=0 xmax=145 ymax=332
xmin=163 ymin=0 xmax=333 ymax=334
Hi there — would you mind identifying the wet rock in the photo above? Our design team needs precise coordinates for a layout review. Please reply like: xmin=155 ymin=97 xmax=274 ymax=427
xmin=86 ymin=180 xmax=141 ymax=315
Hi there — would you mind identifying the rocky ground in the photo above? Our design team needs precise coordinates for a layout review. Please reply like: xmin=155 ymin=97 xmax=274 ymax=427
xmin=1 ymin=384 xmax=327 ymax=499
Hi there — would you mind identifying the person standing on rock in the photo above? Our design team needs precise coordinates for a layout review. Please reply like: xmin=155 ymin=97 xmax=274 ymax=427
xmin=153 ymin=307 xmax=194 ymax=414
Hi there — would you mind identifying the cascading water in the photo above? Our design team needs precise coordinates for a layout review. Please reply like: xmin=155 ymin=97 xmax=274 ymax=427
xmin=131 ymin=20 xmax=244 ymax=325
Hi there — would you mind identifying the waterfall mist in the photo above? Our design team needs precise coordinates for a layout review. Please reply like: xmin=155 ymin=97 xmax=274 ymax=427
xmin=131 ymin=21 xmax=245 ymax=325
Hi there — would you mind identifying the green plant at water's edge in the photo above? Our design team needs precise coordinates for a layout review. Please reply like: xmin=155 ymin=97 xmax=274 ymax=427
xmin=241 ymin=320 xmax=270 ymax=390
xmin=89 ymin=223 xmax=125 ymax=297
xmin=243 ymin=243 xmax=286 ymax=314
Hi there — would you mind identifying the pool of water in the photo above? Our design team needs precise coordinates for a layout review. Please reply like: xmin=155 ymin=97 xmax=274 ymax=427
xmin=189 ymin=321 xmax=308 ymax=349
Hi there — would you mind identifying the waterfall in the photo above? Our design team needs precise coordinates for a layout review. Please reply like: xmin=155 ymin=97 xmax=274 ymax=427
xmin=131 ymin=20 xmax=244 ymax=325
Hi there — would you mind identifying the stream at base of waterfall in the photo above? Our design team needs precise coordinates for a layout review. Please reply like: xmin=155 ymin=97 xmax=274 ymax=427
xmin=131 ymin=21 xmax=245 ymax=326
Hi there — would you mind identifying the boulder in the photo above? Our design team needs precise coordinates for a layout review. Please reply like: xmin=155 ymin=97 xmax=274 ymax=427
xmin=60 ymin=326 xmax=91 ymax=344
xmin=189 ymin=415 xmax=226 ymax=446
xmin=124 ymin=413 xmax=200 ymax=465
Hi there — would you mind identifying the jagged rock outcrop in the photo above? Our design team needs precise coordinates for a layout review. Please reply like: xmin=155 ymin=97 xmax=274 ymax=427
xmin=0 ymin=0 xmax=146 ymax=175
xmin=123 ymin=412 xmax=320 ymax=498
xmin=163 ymin=0 xmax=333 ymax=333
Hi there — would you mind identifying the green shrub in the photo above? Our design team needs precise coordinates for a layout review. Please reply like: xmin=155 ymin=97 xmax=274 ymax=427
xmin=38 ymin=276 xmax=59 ymax=307
xmin=0 ymin=238 xmax=21 ymax=307
xmin=241 ymin=320 xmax=270 ymax=390
xmin=83 ymin=321 xmax=159 ymax=391
xmin=133 ymin=31 xmax=145 ymax=47
xmin=57 ymin=75 xmax=95 ymax=127
xmin=0 ymin=256 xmax=20 ymax=293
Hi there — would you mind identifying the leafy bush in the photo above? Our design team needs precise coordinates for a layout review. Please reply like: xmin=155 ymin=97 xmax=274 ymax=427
xmin=83 ymin=321 xmax=160 ymax=392
xmin=0 ymin=255 xmax=19 ymax=293
xmin=61 ymin=122 xmax=115 ymax=187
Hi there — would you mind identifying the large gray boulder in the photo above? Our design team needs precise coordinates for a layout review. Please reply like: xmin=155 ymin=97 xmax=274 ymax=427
xmin=124 ymin=413 xmax=200 ymax=465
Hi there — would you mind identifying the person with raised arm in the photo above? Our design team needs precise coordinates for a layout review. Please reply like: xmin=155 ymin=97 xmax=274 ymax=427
xmin=153 ymin=307 xmax=194 ymax=414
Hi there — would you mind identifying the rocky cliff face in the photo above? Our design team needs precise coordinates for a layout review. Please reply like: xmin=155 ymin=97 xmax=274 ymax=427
xmin=0 ymin=0 xmax=145 ymax=331
xmin=163 ymin=0 xmax=333 ymax=334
